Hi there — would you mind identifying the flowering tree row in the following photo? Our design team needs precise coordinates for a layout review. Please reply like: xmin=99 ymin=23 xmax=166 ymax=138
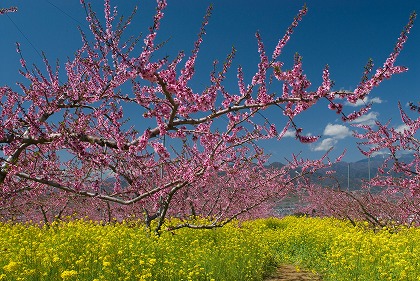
xmin=0 ymin=1 xmax=414 ymax=232
xmin=297 ymin=104 xmax=420 ymax=228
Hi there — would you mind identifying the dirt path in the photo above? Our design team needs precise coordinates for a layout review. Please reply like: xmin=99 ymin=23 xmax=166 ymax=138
xmin=265 ymin=265 xmax=322 ymax=281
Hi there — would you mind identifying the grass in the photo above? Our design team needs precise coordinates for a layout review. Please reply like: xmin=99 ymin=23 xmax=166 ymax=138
xmin=1 ymin=216 xmax=420 ymax=280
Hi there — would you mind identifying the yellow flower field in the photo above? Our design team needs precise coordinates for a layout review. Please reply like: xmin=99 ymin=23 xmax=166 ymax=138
xmin=1 ymin=217 xmax=420 ymax=280
xmin=0 ymin=219 xmax=276 ymax=281
xmin=260 ymin=217 xmax=420 ymax=281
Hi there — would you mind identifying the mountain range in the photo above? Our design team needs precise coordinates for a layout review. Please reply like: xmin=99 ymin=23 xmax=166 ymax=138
xmin=268 ymin=154 xmax=415 ymax=190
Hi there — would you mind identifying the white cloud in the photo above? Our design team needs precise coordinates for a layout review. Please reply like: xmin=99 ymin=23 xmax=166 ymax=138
xmin=350 ymin=112 xmax=379 ymax=126
xmin=312 ymin=138 xmax=337 ymax=151
xmin=310 ymin=123 xmax=352 ymax=152
xmin=370 ymin=97 xmax=383 ymax=104
xmin=323 ymin=123 xmax=352 ymax=139
xmin=282 ymin=129 xmax=296 ymax=138
xmin=345 ymin=97 xmax=383 ymax=107
xmin=395 ymin=124 xmax=410 ymax=133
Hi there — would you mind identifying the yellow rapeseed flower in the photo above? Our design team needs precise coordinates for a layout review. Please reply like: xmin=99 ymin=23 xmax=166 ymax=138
xmin=60 ymin=270 xmax=78 ymax=280
xmin=3 ymin=261 xmax=18 ymax=272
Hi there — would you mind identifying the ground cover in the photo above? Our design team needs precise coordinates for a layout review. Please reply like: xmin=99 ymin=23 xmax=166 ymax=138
xmin=1 ymin=217 xmax=419 ymax=280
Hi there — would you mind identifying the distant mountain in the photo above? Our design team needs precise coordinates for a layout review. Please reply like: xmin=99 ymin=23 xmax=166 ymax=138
xmin=103 ymin=154 xmax=414 ymax=193
xmin=267 ymin=154 xmax=415 ymax=190
xmin=266 ymin=162 xmax=285 ymax=169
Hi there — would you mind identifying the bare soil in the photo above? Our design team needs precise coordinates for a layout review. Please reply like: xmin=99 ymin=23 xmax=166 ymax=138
xmin=264 ymin=265 xmax=322 ymax=281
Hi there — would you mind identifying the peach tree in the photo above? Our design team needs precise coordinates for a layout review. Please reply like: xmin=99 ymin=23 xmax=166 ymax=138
xmin=0 ymin=1 xmax=414 ymax=232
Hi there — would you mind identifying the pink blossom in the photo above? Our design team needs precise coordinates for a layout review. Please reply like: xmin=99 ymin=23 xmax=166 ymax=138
xmin=0 ymin=6 xmax=17 ymax=15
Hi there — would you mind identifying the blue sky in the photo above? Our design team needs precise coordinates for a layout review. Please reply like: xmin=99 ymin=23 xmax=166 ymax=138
xmin=1 ymin=0 xmax=419 ymax=163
